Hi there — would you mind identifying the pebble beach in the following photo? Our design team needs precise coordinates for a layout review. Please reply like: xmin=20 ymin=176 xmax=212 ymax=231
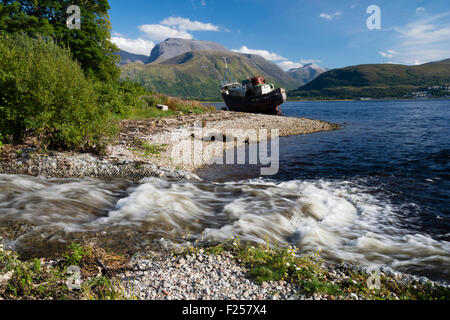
xmin=0 ymin=111 xmax=339 ymax=179
xmin=1 ymin=110 xmax=448 ymax=301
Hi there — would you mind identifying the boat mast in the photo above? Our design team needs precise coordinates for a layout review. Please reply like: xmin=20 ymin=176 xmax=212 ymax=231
xmin=222 ymin=57 xmax=233 ymax=85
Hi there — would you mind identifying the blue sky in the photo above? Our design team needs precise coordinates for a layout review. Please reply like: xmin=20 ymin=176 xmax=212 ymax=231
xmin=109 ymin=0 xmax=450 ymax=70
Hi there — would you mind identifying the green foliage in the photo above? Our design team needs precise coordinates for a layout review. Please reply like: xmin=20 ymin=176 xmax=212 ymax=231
xmin=63 ymin=242 xmax=88 ymax=266
xmin=192 ymin=240 xmax=450 ymax=300
xmin=232 ymin=241 xmax=327 ymax=287
xmin=0 ymin=33 xmax=116 ymax=152
xmin=125 ymin=93 xmax=215 ymax=119
xmin=0 ymin=246 xmax=72 ymax=299
xmin=95 ymin=79 xmax=146 ymax=117
xmin=82 ymin=276 xmax=127 ymax=300
xmin=0 ymin=0 xmax=119 ymax=81
xmin=130 ymin=139 xmax=167 ymax=158
xmin=0 ymin=242 xmax=129 ymax=300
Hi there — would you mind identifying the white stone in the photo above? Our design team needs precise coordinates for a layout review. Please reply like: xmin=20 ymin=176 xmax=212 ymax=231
xmin=156 ymin=104 xmax=169 ymax=111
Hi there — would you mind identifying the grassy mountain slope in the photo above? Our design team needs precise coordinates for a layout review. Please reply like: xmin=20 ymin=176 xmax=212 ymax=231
xmin=289 ymin=59 xmax=450 ymax=99
xmin=120 ymin=50 xmax=300 ymax=100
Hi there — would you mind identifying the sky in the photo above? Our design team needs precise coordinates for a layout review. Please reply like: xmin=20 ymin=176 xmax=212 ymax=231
xmin=108 ymin=0 xmax=450 ymax=70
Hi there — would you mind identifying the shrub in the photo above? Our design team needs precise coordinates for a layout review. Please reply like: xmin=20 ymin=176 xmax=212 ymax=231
xmin=95 ymin=79 xmax=147 ymax=117
xmin=0 ymin=33 xmax=116 ymax=152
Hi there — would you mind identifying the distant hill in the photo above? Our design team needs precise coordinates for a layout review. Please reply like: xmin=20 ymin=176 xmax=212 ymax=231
xmin=116 ymin=50 xmax=148 ymax=66
xmin=121 ymin=50 xmax=301 ymax=100
xmin=287 ymin=63 xmax=327 ymax=86
xmin=146 ymin=38 xmax=228 ymax=64
xmin=289 ymin=59 xmax=450 ymax=99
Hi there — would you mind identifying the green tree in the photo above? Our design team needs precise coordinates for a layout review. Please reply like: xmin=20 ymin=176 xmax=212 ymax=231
xmin=0 ymin=0 xmax=119 ymax=81
xmin=0 ymin=33 xmax=115 ymax=152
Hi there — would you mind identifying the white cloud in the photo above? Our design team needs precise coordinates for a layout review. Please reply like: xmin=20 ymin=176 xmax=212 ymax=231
xmin=111 ymin=36 xmax=155 ymax=55
xmin=277 ymin=61 xmax=304 ymax=70
xmin=112 ymin=16 xmax=223 ymax=56
xmin=319 ymin=12 xmax=342 ymax=20
xmin=394 ymin=18 xmax=450 ymax=46
xmin=390 ymin=11 xmax=450 ymax=64
xmin=378 ymin=50 xmax=397 ymax=58
xmin=232 ymin=46 xmax=288 ymax=61
xmin=277 ymin=60 xmax=324 ymax=71
xmin=160 ymin=16 xmax=219 ymax=32
xmin=300 ymin=59 xmax=322 ymax=64
xmin=138 ymin=24 xmax=193 ymax=41
xmin=416 ymin=7 xmax=426 ymax=14
xmin=232 ymin=46 xmax=323 ymax=71
xmin=136 ymin=17 xmax=220 ymax=42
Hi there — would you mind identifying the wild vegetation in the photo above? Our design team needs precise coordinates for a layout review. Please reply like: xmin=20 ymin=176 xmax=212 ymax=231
xmin=0 ymin=33 xmax=116 ymax=152
xmin=0 ymin=1 xmax=213 ymax=154
xmin=181 ymin=238 xmax=450 ymax=300
xmin=0 ymin=0 xmax=119 ymax=82
xmin=2 ymin=239 xmax=447 ymax=300
xmin=0 ymin=241 xmax=131 ymax=300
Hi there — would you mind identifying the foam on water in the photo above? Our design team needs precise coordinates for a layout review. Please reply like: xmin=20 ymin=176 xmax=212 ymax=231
xmin=1 ymin=174 xmax=449 ymax=279
xmin=100 ymin=177 xmax=450 ymax=278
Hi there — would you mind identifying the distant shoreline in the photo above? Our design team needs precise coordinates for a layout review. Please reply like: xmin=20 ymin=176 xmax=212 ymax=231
xmin=286 ymin=97 xmax=450 ymax=102
xmin=198 ymin=97 xmax=450 ymax=105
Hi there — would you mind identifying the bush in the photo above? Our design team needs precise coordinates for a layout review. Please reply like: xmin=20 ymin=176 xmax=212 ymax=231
xmin=95 ymin=79 xmax=147 ymax=117
xmin=0 ymin=33 xmax=116 ymax=152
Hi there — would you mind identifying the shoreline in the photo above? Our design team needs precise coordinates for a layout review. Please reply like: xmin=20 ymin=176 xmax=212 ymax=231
xmin=0 ymin=111 xmax=340 ymax=180
xmin=3 ymin=111 xmax=448 ymax=300
xmin=1 ymin=237 xmax=448 ymax=300
xmin=286 ymin=97 xmax=450 ymax=102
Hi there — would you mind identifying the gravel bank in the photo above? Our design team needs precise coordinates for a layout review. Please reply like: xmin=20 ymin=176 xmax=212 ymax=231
xmin=119 ymin=240 xmax=449 ymax=301
xmin=122 ymin=251 xmax=297 ymax=300
xmin=0 ymin=111 xmax=339 ymax=179
xmin=112 ymin=111 xmax=340 ymax=172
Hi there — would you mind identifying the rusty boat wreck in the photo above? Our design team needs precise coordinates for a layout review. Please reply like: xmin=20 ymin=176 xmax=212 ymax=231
xmin=220 ymin=59 xmax=287 ymax=116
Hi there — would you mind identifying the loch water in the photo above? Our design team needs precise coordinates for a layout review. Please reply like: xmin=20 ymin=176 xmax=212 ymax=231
xmin=1 ymin=99 xmax=449 ymax=280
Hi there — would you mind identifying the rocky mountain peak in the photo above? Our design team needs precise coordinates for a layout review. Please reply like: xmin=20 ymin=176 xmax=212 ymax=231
xmin=146 ymin=38 xmax=229 ymax=64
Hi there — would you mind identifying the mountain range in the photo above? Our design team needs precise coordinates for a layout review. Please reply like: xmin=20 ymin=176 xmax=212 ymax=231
xmin=289 ymin=59 xmax=450 ymax=99
xmin=117 ymin=50 xmax=148 ymax=66
xmin=146 ymin=38 xmax=228 ymax=64
xmin=287 ymin=64 xmax=327 ymax=85
xmin=118 ymin=38 xmax=449 ymax=100
xmin=118 ymin=38 xmax=323 ymax=99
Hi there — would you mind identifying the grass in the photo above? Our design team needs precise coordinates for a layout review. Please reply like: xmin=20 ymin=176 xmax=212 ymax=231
xmin=130 ymin=139 xmax=168 ymax=158
xmin=0 ymin=241 xmax=130 ymax=300
xmin=2 ymin=239 xmax=449 ymax=300
xmin=121 ymin=93 xmax=216 ymax=120
xmin=0 ymin=91 xmax=215 ymax=156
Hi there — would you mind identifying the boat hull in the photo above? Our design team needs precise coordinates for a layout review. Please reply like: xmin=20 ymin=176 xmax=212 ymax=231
xmin=222 ymin=88 xmax=287 ymax=115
